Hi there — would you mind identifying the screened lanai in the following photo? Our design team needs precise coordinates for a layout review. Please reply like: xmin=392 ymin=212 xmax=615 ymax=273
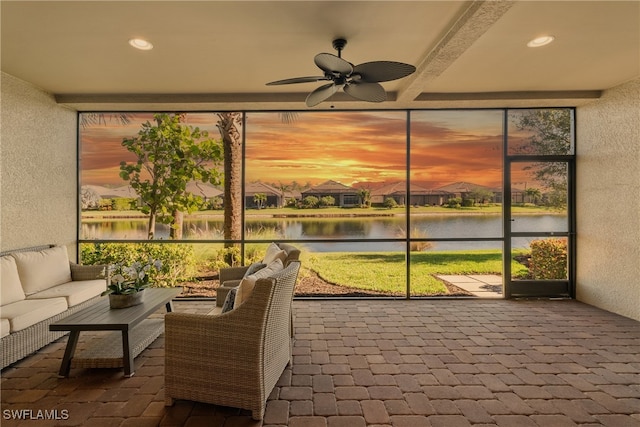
xmin=78 ymin=108 xmax=576 ymax=300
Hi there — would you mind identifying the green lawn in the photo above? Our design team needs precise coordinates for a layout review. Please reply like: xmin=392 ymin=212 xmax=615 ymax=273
xmin=303 ymin=249 xmax=529 ymax=296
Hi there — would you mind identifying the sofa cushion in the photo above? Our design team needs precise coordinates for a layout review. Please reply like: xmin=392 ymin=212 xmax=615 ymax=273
xmin=234 ymin=258 xmax=284 ymax=307
xmin=1 ymin=256 xmax=25 ymax=306
xmin=0 ymin=298 xmax=68 ymax=333
xmin=0 ymin=319 xmax=10 ymax=338
xmin=263 ymin=243 xmax=287 ymax=265
xmin=12 ymin=246 xmax=72 ymax=295
xmin=206 ymin=306 xmax=223 ymax=316
xmin=26 ymin=279 xmax=104 ymax=307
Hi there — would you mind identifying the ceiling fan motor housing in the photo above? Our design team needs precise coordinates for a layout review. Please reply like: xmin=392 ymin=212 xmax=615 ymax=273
xmin=332 ymin=38 xmax=347 ymax=56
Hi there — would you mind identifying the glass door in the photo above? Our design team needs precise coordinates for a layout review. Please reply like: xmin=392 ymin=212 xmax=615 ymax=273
xmin=505 ymin=160 xmax=575 ymax=298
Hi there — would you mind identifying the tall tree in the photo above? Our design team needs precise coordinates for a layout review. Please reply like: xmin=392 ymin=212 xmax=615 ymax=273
xmin=120 ymin=113 xmax=223 ymax=239
xmin=275 ymin=182 xmax=291 ymax=207
xmin=216 ymin=112 xmax=243 ymax=255
xmin=516 ymin=109 xmax=572 ymax=209
xmin=357 ymin=188 xmax=371 ymax=208
xmin=253 ymin=193 xmax=267 ymax=209
xmin=525 ymin=187 xmax=542 ymax=205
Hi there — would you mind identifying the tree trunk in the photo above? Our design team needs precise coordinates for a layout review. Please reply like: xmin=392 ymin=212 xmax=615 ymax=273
xmin=170 ymin=210 xmax=183 ymax=240
xmin=217 ymin=113 xmax=243 ymax=265
xmin=147 ymin=212 xmax=156 ymax=240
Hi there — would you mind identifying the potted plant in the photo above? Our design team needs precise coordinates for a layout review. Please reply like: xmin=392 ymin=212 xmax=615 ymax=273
xmin=102 ymin=258 xmax=162 ymax=309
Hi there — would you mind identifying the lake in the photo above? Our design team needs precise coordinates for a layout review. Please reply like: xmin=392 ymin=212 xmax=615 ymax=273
xmin=81 ymin=213 xmax=567 ymax=252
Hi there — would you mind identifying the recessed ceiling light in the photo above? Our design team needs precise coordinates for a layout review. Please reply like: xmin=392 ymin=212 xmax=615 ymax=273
xmin=129 ymin=38 xmax=153 ymax=51
xmin=527 ymin=36 xmax=555 ymax=48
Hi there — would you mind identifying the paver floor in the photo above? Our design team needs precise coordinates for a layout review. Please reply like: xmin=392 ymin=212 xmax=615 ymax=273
xmin=2 ymin=299 xmax=639 ymax=426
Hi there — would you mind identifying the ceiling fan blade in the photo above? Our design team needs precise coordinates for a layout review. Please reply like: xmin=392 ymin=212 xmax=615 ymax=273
xmin=314 ymin=53 xmax=353 ymax=75
xmin=352 ymin=61 xmax=416 ymax=82
xmin=266 ymin=76 xmax=327 ymax=85
xmin=344 ymin=81 xmax=387 ymax=103
xmin=306 ymin=83 xmax=338 ymax=107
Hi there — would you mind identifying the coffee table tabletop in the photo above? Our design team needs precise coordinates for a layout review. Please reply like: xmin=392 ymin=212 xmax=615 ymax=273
xmin=50 ymin=287 xmax=182 ymax=377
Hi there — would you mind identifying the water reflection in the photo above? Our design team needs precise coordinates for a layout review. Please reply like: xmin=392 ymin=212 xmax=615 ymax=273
xmin=82 ymin=214 xmax=566 ymax=251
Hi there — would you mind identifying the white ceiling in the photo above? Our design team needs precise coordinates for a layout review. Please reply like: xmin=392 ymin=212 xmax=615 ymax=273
xmin=2 ymin=1 xmax=638 ymax=111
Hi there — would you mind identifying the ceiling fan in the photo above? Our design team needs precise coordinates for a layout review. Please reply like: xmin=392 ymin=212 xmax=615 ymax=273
xmin=266 ymin=38 xmax=416 ymax=107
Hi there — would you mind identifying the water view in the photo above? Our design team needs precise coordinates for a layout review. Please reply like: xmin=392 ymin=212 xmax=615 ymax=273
xmin=81 ymin=213 xmax=566 ymax=251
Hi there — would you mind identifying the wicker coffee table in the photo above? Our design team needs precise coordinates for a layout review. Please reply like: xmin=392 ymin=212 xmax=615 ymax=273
xmin=50 ymin=287 xmax=181 ymax=377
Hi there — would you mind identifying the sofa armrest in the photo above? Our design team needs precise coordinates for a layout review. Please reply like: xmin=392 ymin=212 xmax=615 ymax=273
xmin=219 ymin=266 xmax=249 ymax=283
xmin=70 ymin=263 xmax=108 ymax=281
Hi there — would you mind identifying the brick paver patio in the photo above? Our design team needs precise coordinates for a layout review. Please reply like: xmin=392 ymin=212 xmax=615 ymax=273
xmin=1 ymin=299 xmax=639 ymax=426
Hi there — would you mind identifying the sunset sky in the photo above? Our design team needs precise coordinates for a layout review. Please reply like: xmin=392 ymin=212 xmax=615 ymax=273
xmin=80 ymin=110 xmax=533 ymax=190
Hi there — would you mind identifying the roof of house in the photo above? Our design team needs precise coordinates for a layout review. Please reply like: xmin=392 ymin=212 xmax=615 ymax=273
xmin=302 ymin=180 xmax=357 ymax=195
xmin=245 ymin=181 xmax=281 ymax=196
xmin=371 ymin=181 xmax=452 ymax=196
xmin=186 ymin=181 xmax=223 ymax=198
xmin=84 ymin=184 xmax=138 ymax=198
xmin=436 ymin=181 xmax=495 ymax=193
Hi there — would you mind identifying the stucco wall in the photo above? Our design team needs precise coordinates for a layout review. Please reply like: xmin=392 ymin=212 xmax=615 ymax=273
xmin=576 ymin=77 xmax=640 ymax=321
xmin=0 ymin=72 xmax=78 ymax=258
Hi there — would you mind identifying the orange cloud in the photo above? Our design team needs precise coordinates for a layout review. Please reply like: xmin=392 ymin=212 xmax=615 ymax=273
xmin=81 ymin=111 xmax=508 ymax=190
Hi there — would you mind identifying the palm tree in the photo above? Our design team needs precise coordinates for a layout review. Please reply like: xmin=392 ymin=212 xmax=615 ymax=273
xmin=216 ymin=112 xmax=242 ymax=258
xmin=275 ymin=182 xmax=291 ymax=207
xmin=80 ymin=113 xmax=131 ymax=128
xmin=357 ymin=188 xmax=371 ymax=208
xmin=215 ymin=112 xmax=296 ymax=263
xmin=525 ymin=187 xmax=542 ymax=205
xmin=253 ymin=193 xmax=267 ymax=209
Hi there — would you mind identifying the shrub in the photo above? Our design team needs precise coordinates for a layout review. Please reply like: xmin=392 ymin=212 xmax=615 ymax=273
xmin=447 ymin=197 xmax=462 ymax=208
xmin=319 ymin=195 xmax=335 ymax=207
xmin=396 ymin=227 xmax=433 ymax=251
xmin=383 ymin=197 xmax=398 ymax=209
xmin=206 ymin=196 xmax=223 ymax=210
xmin=529 ymin=238 xmax=567 ymax=280
xmin=462 ymin=198 xmax=474 ymax=207
xmin=80 ymin=242 xmax=197 ymax=287
xmin=113 ymin=198 xmax=136 ymax=210
xmin=301 ymin=195 xmax=319 ymax=208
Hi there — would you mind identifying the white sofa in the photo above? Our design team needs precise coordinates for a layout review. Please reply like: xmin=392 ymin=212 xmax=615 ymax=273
xmin=1 ymin=245 xmax=107 ymax=369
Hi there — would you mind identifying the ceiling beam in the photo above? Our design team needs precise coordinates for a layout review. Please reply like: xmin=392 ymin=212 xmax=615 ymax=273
xmin=396 ymin=0 xmax=515 ymax=103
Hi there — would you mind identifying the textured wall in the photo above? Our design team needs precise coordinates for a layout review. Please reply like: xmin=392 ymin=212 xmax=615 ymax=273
xmin=576 ymin=77 xmax=640 ymax=321
xmin=1 ymin=72 xmax=78 ymax=258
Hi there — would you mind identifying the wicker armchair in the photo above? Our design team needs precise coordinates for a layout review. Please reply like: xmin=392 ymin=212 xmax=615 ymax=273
xmin=164 ymin=260 xmax=300 ymax=420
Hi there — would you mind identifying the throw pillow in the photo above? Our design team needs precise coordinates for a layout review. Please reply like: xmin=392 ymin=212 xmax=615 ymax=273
xmin=263 ymin=243 xmax=286 ymax=265
xmin=234 ymin=258 xmax=284 ymax=307
xmin=221 ymin=288 xmax=237 ymax=313
xmin=243 ymin=262 xmax=266 ymax=278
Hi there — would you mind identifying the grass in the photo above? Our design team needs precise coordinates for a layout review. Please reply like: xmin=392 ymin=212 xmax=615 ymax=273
xmin=303 ymin=249 xmax=529 ymax=296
